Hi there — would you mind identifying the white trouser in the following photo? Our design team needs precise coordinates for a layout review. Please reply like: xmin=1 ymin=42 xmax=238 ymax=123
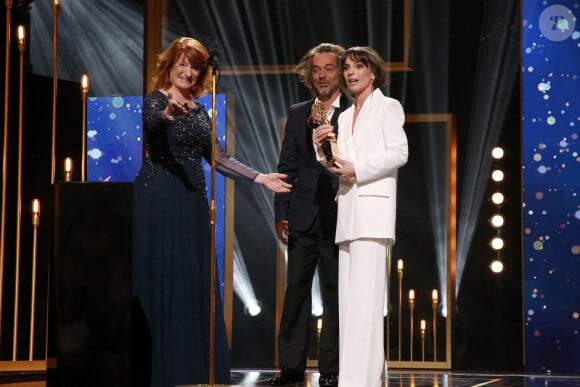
xmin=338 ymin=239 xmax=388 ymax=387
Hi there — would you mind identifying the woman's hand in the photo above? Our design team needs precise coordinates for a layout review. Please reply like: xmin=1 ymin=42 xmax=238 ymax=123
xmin=312 ymin=124 xmax=334 ymax=146
xmin=162 ymin=91 xmax=189 ymax=121
xmin=329 ymin=157 xmax=355 ymax=180
xmin=254 ymin=173 xmax=292 ymax=193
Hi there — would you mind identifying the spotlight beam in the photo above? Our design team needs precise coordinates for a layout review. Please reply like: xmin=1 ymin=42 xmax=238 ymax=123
xmin=423 ymin=123 xmax=449 ymax=316
xmin=30 ymin=1 xmax=143 ymax=96
xmin=455 ymin=1 xmax=520 ymax=294
xmin=233 ymin=236 xmax=261 ymax=316
xmin=311 ymin=268 xmax=322 ymax=316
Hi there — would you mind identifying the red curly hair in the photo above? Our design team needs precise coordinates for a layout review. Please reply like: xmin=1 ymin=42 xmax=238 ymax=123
xmin=153 ymin=37 xmax=213 ymax=98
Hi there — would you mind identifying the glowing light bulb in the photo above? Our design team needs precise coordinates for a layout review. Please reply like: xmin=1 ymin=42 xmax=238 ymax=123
xmin=81 ymin=74 xmax=90 ymax=93
xmin=491 ymin=147 xmax=504 ymax=159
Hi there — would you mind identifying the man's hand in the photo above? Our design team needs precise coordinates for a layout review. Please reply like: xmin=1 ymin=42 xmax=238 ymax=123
xmin=312 ymin=124 xmax=334 ymax=146
xmin=275 ymin=220 xmax=290 ymax=245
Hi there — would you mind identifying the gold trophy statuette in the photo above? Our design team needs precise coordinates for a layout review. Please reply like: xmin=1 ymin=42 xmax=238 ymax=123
xmin=308 ymin=101 xmax=339 ymax=167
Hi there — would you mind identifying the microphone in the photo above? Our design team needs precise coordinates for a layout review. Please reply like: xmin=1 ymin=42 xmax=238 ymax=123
xmin=207 ymin=48 xmax=220 ymax=71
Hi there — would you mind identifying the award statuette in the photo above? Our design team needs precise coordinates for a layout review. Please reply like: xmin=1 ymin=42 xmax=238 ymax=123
xmin=307 ymin=101 xmax=339 ymax=167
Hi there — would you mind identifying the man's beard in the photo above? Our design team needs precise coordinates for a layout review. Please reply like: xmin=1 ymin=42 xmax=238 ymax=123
xmin=315 ymin=79 xmax=340 ymax=98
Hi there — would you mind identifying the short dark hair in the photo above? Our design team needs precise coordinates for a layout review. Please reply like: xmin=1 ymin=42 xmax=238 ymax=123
xmin=341 ymin=46 xmax=389 ymax=89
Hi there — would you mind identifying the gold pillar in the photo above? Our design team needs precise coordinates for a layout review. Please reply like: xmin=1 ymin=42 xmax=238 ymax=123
xmin=64 ymin=157 xmax=72 ymax=182
xmin=420 ymin=320 xmax=426 ymax=362
xmin=29 ymin=199 xmax=40 ymax=360
xmin=408 ymin=289 xmax=414 ymax=361
xmin=432 ymin=289 xmax=438 ymax=362
xmin=1 ymin=0 xmax=13 ymax=348
xmin=12 ymin=24 xmax=25 ymax=360
xmin=80 ymin=74 xmax=89 ymax=182
xmin=144 ymin=0 xmax=166 ymax=94
xmin=396 ymin=259 xmax=403 ymax=361
xmin=51 ymin=0 xmax=60 ymax=184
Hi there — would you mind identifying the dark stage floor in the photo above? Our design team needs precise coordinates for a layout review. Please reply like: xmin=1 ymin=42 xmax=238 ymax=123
xmin=1 ymin=369 xmax=580 ymax=386
xmin=227 ymin=370 xmax=580 ymax=387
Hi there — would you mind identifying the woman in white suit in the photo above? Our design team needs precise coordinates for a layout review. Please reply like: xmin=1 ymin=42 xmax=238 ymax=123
xmin=314 ymin=46 xmax=408 ymax=387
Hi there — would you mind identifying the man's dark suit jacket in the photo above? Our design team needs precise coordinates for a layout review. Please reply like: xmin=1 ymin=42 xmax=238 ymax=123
xmin=275 ymin=94 xmax=352 ymax=232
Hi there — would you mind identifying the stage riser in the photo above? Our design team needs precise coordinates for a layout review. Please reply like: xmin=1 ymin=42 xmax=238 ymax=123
xmin=51 ymin=182 xmax=132 ymax=384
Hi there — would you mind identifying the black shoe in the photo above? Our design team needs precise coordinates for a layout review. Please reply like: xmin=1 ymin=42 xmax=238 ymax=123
xmin=269 ymin=369 xmax=305 ymax=386
xmin=319 ymin=373 xmax=338 ymax=386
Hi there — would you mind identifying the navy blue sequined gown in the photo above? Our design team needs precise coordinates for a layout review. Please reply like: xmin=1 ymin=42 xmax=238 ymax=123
xmin=132 ymin=90 xmax=258 ymax=386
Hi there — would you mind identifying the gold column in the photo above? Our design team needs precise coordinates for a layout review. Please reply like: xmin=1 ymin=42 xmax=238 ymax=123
xmin=51 ymin=0 xmax=60 ymax=184
xmin=12 ymin=26 xmax=25 ymax=360
xmin=12 ymin=24 xmax=25 ymax=360
xmin=144 ymin=0 xmax=166 ymax=94
xmin=64 ymin=157 xmax=72 ymax=182
xmin=316 ymin=318 xmax=322 ymax=357
xmin=432 ymin=289 xmax=438 ymax=362
xmin=420 ymin=320 xmax=426 ymax=362
xmin=208 ymin=62 xmax=218 ymax=387
xmin=408 ymin=289 xmax=414 ymax=361
xmin=396 ymin=259 xmax=403 ymax=361
xmin=29 ymin=199 xmax=40 ymax=360
xmin=1 ymin=0 xmax=13 ymax=347
xmin=80 ymin=74 xmax=89 ymax=182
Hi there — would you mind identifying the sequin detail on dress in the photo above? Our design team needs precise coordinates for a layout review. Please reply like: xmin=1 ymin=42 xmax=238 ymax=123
xmin=139 ymin=90 xmax=259 ymax=194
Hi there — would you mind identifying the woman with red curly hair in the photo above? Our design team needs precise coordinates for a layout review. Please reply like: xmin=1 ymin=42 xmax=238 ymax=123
xmin=132 ymin=37 xmax=290 ymax=386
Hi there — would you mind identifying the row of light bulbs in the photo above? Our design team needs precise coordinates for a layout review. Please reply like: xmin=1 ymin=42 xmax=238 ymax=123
xmin=489 ymin=146 xmax=505 ymax=273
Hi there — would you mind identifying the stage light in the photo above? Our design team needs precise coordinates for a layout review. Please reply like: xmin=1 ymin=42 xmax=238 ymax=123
xmin=312 ymin=304 xmax=323 ymax=317
xmin=244 ymin=300 xmax=262 ymax=317
xmin=490 ymin=214 xmax=504 ymax=228
xmin=491 ymin=147 xmax=504 ymax=160
xmin=311 ymin=269 xmax=323 ymax=316
xmin=17 ymin=25 xmax=24 ymax=46
xmin=64 ymin=157 xmax=72 ymax=182
xmin=491 ymin=192 xmax=504 ymax=205
xmin=491 ymin=169 xmax=504 ymax=182
xmin=233 ymin=237 xmax=263 ymax=317
xmin=490 ymin=237 xmax=504 ymax=251
xmin=488 ymin=143 xmax=508 ymax=278
xmin=490 ymin=259 xmax=504 ymax=273
xmin=241 ymin=371 xmax=260 ymax=384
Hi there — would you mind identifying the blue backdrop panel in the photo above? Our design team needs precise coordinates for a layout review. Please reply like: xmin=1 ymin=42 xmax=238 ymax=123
xmin=86 ymin=94 xmax=228 ymax=298
xmin=522 ymin=0 xmax=580 ymax=374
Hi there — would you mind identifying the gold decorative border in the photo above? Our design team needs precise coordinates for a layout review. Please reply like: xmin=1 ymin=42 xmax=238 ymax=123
xmin=0 ymin=360 xmax=47 ymax=371
xmin=388 ymin=113 xmax=457 ymax=370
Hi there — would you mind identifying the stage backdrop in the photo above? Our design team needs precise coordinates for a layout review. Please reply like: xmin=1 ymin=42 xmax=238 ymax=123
xmin=86 ymin=94 xmax=229 ymax=298
xmin=522 ymin=0 xmax=580 ymax=374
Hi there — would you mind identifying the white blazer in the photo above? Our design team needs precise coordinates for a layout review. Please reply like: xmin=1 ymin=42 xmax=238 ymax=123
xmin=334 ymin=88 xmax=408 ymax=244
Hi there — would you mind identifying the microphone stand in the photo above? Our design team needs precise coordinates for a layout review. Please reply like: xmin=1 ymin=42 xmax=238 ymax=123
xmin=208 ymin=52 xmax=219 ymax=387
xmin=200 ymin=49 xmax=231 ymax=387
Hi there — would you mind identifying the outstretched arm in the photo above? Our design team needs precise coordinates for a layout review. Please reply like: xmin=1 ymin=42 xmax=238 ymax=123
xmin=254 ymin=173 xmax=292 ymax=193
